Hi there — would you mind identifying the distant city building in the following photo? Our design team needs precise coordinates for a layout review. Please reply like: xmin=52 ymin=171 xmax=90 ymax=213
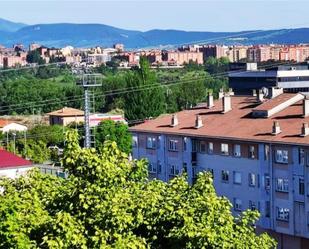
xmin=47 ymin=107 xmax=85 ymax=126
xmin=229 ymin=63 xmax=309 ymax=94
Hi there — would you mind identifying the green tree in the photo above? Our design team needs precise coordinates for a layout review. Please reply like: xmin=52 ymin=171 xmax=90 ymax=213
xmin=205 ymin=56 xmax=229 ymax=75
xmin=123 ymin=57 xmax=165 ymax=120
xmin=26 ymin=50 xmax=46 ymax=65
xmin=95 ymin=120 xmax=132 ymax=154
xmin=0 ymin=130 xmax=276 ymax=248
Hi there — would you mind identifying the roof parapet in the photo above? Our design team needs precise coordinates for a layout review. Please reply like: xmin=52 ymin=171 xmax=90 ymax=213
xmin=257 ymin=89 xmax=264 ymax=103
xmin=218 ymin=88 xmax=224 ymax=99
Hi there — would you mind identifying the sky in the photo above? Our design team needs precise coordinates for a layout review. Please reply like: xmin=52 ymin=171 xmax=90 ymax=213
xmin=1 ymin=0 xmax=309 ymax=32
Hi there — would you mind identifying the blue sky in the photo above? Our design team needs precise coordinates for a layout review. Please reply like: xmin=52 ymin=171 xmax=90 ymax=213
xmin=1 ymin=0 xmax=309 ymax=32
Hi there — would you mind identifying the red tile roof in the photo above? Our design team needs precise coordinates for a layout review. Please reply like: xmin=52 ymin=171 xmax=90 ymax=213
xmin=47 ymin=107 xmax=84 ymax=117
xmin=0 ymin=150 xmax=32 ymax=168
xmin=130 ymin=95 xmax=309 ymax=146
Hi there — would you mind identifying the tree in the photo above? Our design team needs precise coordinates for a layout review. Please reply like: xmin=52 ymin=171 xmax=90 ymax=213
xmin=95 ymin=120 xmax=132 ymax=154
xmin=26 ymin=50 xmax=45 ymax=65
xmin=123 ymin=57 xmax=165 ymax=120
xmin=0 ymin=130 xmax=276 ymax=248
xmin=205 ymin=56 xmax=229 ymax=75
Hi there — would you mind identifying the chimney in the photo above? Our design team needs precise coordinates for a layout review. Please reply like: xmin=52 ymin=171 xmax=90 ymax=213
xmin=222 ymin=93 xmax=232 ymax=113
xmin=207 ymin=92 xmax=214 ymax=108
xmin=269 ymin=87 xmax=283 ymax=99
xmin=252 ymin=89 xmax=257 ymax=97
xmin=301 ymin=123 xmax=309 ymax=137
xmin=229 ymin=88 xmax=235 ymax=96
xmin=303 ymin=96 xmax=309 ymax=117
xmin=170 ymin=114 xmax=178 ymax=127
xmin=257 ymin=90 xmax=264 ymax=102
xmin=195 ymin=115 xmax=203 ymax=129
xmin=272 ymin=121 xmax=281 ymax=135
xmin=218 ymin=88 xmax=224 ymax=99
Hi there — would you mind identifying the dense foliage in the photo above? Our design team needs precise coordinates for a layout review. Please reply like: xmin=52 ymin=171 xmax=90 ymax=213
xmin=0 ymin=130 xmax=276 ymax=248
xmin=0 ymin=57 xmax=228 ymax=120
xmin=95 ymin=120 xmax=132 ymax=154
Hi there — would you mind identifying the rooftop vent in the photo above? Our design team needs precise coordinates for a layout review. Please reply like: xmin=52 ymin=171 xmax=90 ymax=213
xmin=207 ymin=92 xmax=214 ymax=109
xmin=269 ymin=87 xmax=283 ymax=99
xmin=195 ymin=115 xmax=203 ymax=129
xmin=222 ymin=93 xmax=232 ymax=113
xmin=252 ymin=89 xmax=257 ymax=97
xmin=218 ymin=88 xmax=224 ymax=99
xmin=257 ymin=89 xmax=264 ymax=103
xmin=170 ymin=114 xmax=178 ymax=127
xmin=272 ymin=121 xmax=281 ymax=135
xmin=301 ymin=122 xmax=309 ymax=137
xmin=303 ymin=96 xmax=309 ymax=117
xmin=229 ymin=88 xmax=235 ymax=96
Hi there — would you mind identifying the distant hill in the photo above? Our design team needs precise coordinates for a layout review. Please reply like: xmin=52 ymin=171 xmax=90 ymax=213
xmin=0 ymin=18 xmax=27 ymax=32
xmin=0 ymin=18 xmax=309 ymax=48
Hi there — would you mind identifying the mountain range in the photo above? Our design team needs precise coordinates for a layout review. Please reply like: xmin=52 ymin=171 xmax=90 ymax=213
xmin=1 ymin=18 xmax=309 ymax=48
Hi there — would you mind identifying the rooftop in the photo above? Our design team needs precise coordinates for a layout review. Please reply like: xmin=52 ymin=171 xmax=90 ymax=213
xmin=130 ymin=94 xmax=309 ymax=145
xmin=0 ymin=150 xmax=32 ymax=168
xmin=47 ymin=107 xmax=84 ymax=117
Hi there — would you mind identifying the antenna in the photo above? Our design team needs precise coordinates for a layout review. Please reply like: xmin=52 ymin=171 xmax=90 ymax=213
xmin=77 ymin=73 xmax=102 ymax=148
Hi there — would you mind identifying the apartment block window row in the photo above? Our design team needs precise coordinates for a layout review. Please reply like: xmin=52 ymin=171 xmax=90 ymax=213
xmin=169 ymin=164 xmax=180 ymax=176
xmin=132 ymin=135 xmax=138 ymax=147
xmin=221 ymin=143 xmax=229 ymax=155
xmin=249 ymin=173 xmax=257 ymax=187
xmin=148 ymin=163 xmax=157 ymax=173
xmin=168 ymin=139 xmax=178 ymax=151
xmin=234 ymin=198 xmax=242 ymax=211
xmin=146 ymin=136 xmax=157 ymax=149
xmin=275 ymin=149 xmax=288 ymax=164
xmin=276 ymin=178 xmax=289 ymax=193
xmin=233 ymin=171 xmax=242 ymax=185
xmin=276 ymin=207 xmax=290 ymax=222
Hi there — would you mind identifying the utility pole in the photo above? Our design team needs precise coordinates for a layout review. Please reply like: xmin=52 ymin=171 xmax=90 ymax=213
xmin=78 ymin=74 xmax=102 ymax=148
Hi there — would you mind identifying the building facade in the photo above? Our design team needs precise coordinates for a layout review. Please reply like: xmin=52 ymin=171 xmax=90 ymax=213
xmin=130 ymin=92 xmax=309 ymax=249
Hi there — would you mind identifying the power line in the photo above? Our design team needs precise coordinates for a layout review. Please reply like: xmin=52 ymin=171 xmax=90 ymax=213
xmin=0 ymin=60 xmax=300 ymax=114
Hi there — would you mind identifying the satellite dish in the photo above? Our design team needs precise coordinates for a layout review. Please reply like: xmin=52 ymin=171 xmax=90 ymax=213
xmin=262 ymin=87 xmax=269 ymax=97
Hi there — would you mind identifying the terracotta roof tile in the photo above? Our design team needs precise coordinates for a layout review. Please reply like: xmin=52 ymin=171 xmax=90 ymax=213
xmin=130 ymin=95 xmax=309 ymax=145
xmin=47 ymin=107 xmax=84 ymax=117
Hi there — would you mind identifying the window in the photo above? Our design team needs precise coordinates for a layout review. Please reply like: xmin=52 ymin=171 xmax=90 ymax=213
xmin=132 ymin=136 xmax=138 ymax=147
xmin=299 ymin=177 xmax=305 ymax=195
xmin=208 ymin=142 xmax=214 ymax=154
xmin=275 ymin=149 xmax=288 ymax=164
xmin=306 ymin=152 xmax=309 ymax=166
xmin=249 ymin=173 xmax=256 ymax=187
xmin=169 ymin=165 xmax=179 ymax=176
xmin=148 ymin=163 xmax=157 ymax=173
xmin=299 ymin=148 xmax=305 ymax=165
xmin=249 ymin=200 xmax=258 ymax=211
xmin=234 ymin=198 xmax=242 ymax=211
xmin=276 ymin=178 xmax=289 ymax=192
xmin=192 ymin=140 xmax=198 ymax=152
xmin=200 ymin=142 xmax=206 ymax=153
xmin=146 ymin=136 xmax=156 ymax=149
xmin=221 ymin=143 xmax=229 ymax=155
xmin=264 ymin=144 xmax=270 ymax=160
xmin=233 ymin=171 xmax=242 ymax=184
xmin=264 ymin=174 xmax=271 ymax=190
xmin=234 ymin=144 xmax=241 ymax=157
xmin=265 ymin=201 xmax=271 ymax=218
xmin=183 ymin=163 xmax=187 ymax=173
xmin=221 ymin=170 xmax=229 ymax=183
xmin=192 ymin=166 xmax=198 ymax=181
xmin=249 ymin=146 xmax=255 ymax=159
xmin=277 ymin=207 xmax=290 ymax=221
xmin=183 ymin=138 xmax=187 ymax=151
xmin=157 ymin=161 xmax=162 ymax=174
xmin=168 ymin=139 xmax=178 ymax=151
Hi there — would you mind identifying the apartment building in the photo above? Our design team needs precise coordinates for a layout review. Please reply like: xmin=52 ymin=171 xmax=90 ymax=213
xmin=130 ymin=90 xmax=309 ymax=249
xmin=229 ymin=64 xmax=309 ymax=94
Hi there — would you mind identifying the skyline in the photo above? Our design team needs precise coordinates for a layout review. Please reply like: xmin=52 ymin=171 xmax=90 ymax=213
xmin=1 ymin=0 xmax=309 ymax=32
